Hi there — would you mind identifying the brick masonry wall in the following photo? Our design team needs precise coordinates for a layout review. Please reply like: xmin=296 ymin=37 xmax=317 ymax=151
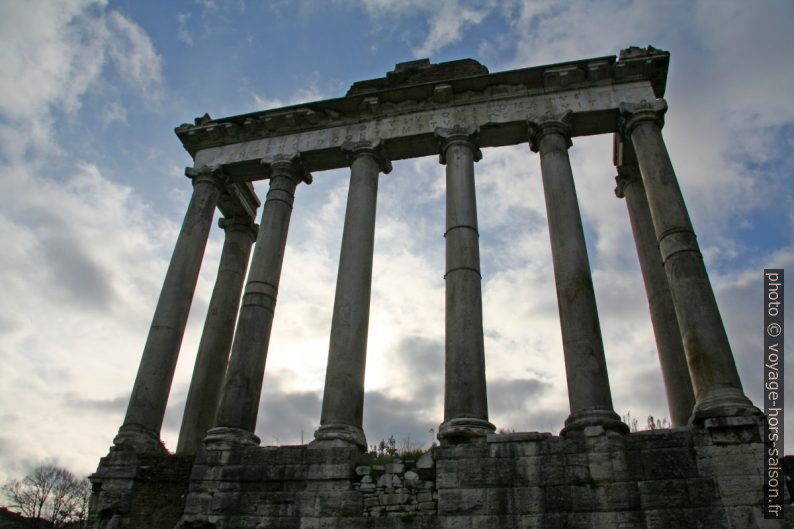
xmin=88 ymin=417 xmax=791 ymax=528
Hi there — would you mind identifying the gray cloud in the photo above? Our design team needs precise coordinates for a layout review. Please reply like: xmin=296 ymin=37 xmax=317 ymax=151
xmin=363 ymin=390 xmax=438 ymax=450
xmin=40 ymin=233 xmax=114 ymax=311
xmin=256 ymin=388 xmax=323 ymax=446
xmin=392 ymin=335 xmax=444 ymax=401
xmin=63 ymin=393 xmax=129 ymax=415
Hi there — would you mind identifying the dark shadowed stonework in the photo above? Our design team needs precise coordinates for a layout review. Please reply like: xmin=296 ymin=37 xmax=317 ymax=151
xmin=88 ymin=49 xmax=791 ymax=528
xmin=88 ymin=422 xmax=790 ymax=528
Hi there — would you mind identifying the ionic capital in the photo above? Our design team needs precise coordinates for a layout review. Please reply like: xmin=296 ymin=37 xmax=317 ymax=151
xmin=527 ymin=112 xmax=573 ymax=152
xmin=185 ymin=164 xmax=226 ymax=189
xmin=260 ymin=154 xmax=313 ymax=185
xmin=619 ymin=98 xmax=667 ymax=139
xmin=435 ymin=126 xmax=482 ymax=164
xmin=342 ymin=140 xmax=392 ymax=174
xmin=218 ymin=216 xmax=259 ymax=239
xmin=614 ymin=164 xmax=642 ymax=199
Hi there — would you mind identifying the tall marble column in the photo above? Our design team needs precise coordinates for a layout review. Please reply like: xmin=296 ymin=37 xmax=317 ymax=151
xmin=315 ymin=141 xmax=391 ymax=450
xmin=115 ymin=165 xmax=225 ymax=452
xmin=528 ymin=116 xmax=627 ymax=435
xmin=620 ymin=99 xmax=760 ymax=422
xmin=614 ymin=146 xmax=695 ymax=426
xmin=436 ymin=126 xmax=495 ymax=441
xmin=176 ymin=216 xmax=258 ymax=454
xmin=207 ymin=155 xmax=311 ymax=446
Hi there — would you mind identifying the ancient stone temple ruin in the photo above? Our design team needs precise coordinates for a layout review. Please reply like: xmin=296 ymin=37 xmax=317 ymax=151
xmin=87 ymin=47 xmax=787 ymax=528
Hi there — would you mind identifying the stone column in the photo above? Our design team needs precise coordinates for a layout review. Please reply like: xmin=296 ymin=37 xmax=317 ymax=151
xmin=436 ymin=126 xmax=495 ymax=441
xmin=528 ymin=116 xmax=627 ymax=435
xmin=115 ymin=165 xmax=225 ymax=452
xmin=315 ymin=141 xmax=391 ymax=450
xmin=620 ymin=99 xmax=760 ymax=421
xmin=614 ymin=153 xmax=695 ymax=426
xmin=207 ymin=155 xmax=312 ymax=446
xmin=176 ymin=216 xmax=258 ymax=454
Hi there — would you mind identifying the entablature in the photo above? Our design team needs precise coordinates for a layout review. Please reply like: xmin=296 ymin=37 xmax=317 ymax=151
xmin=178 ymin=46 xmax=669 ymax=181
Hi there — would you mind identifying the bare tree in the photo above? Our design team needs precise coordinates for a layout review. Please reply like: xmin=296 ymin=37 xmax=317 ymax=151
xmin=2 ymin=464 xmax=89 ymax=528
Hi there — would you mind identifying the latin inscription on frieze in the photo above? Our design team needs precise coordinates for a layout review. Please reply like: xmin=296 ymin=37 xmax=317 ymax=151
xmin=194 ymin=82 xmax=655 ymax=171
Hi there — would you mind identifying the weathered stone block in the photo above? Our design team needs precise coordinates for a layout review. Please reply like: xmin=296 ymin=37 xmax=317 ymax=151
xmin=512 ymin=487 xmax=544 ymax=514
xmin=299 ymin=490 xmax=362 ymax=517
xmin=381 ymin=493 xmax=410 ymax=506
xmin=385 ymin=462 xmax=405 ymax=474
xmin=437 ymin=489 xmax=486 ymax=515
xmin=416 ymin=451 xmax=435 ymax=469
xmin=640 ymin=447 xmax=697 ymax=479
xmin=307 ymin=463 xmax=353 ymax=480
xmin=283 ymin=464 xmax=308 ymax=481
xmin=610 ymin=452 xmax=644 ymax=482
xmin=377 ymin=473 xmax=394 ymax=488
xmin=183 ymin=492 xmax=213 ymax=515
xmin=416 ymin=491 xmax=433 ymax=503
xmin=305 ymin=445 xmax=359 ymax=465
xmin=564 ymin=457 xmax=590 ymax=484
xmin=255 ymin=515 xmax=300 ymax=529
xmin=589 ymin=510 xmax=646 ymax=529
xmin=695 ymin=445 xmax=763 ymax=477
xmin=304 ymin=478 xmax=352 ymax=492
xmin=638 ymin=479 xmax=689 ymax=508
xmin=514 ymin=456 xmax=541 ymax=483
xmin=434 ymin=444 xmax=489 ymax=461
xmin=685 ymin=477 xmax=719 ymax=506
xmin=457 ymin=458 xmax=515 ymax=487
xmin=543 ymin=512 xmax=592 ymax=529
xmin=713 ymin=475 xmax=764 ymax=506
xmin=538 ymin=455 xmax=567 ymax=485
xmin=435 ymin=461 xmax=458 ymax=489
xmin=543 ymin=485 xmax=572 ymax=513
xmin=209 ymin=491 xmax=240 ymax=514
xmin=587 ymin=452 xmax=613 ymax=482
xmin=703 ymin=418 xmax=763 ymax=445
xmin=594 ymin=481 xmax=640 ymax=511
xmin=581 ymin=431 xmax=626 ymax=454
xmin=644 ymin=507 xmax=730 ymax=529
xmin=438 ymin=515 xmax=473 ymax=529
xmin=569 ymin=484 xmax=597 ymax=512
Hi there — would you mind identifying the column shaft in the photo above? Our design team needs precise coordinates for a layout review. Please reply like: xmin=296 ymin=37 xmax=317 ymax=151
xmin=208 ymin=156 xmax=311 ymax=445
xmin=436 ymin=127 xmax=495 ymax=441
xmin=176 ymin=217 xmax=257 ymax=454
xmin=529 ymin=119 xmax=626 ymax=435
xmin=621 ymin=100 xmax=759 ymax=421
xmin=616 ymin=162 xmax=695 ymax=426
xmin=315 ymin=144 xmax=390 ymax=449
xmin=116 ymin=167 xmax=224 ymax=451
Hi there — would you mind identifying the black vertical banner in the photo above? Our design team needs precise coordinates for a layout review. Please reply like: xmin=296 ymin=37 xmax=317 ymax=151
xmin=763 ymin=269 xmax=784 ymax=519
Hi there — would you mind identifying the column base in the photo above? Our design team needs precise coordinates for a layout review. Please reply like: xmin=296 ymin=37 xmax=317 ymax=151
xmin=313 ymin=424 xmax=367 ymax=451
xmin=437 ymin=417 xmax=496 ymax=443
xmin=560 ymin=408 xmax=629 ymax=437
xmin=690 ymin=387 xmax=763 ymax=424
xmin=112 ymin=424 xmax=168 ymax=453
xmin=203 ymin=427 xmax=260 ymax=450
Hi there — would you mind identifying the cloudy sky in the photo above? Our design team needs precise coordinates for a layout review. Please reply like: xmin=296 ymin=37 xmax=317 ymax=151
xmin=0 ymin=0 xmax=792 ymax=483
